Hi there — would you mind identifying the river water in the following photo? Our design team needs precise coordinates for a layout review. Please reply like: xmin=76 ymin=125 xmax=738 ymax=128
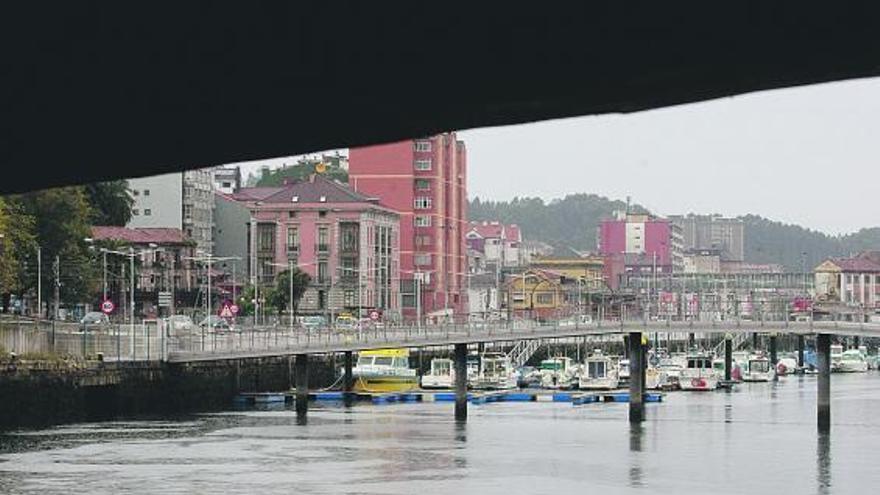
xmin=1 ymin=373 xmax=879 ymax=494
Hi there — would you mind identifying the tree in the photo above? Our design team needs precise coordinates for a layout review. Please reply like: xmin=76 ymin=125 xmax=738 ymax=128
xmin=264 ymin=268 xmax=311 ymax=316
xmin=14 ymin=187 xmax=98 ymax=311
xmin=84 ymin=180 xmax=134 ymax=226
xmin=0 ymin=198 xmax=37 ymax=312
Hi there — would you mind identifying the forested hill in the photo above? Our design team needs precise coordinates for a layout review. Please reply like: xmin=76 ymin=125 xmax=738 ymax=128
xmin=469 ymin=196 xmax=879 ymax=270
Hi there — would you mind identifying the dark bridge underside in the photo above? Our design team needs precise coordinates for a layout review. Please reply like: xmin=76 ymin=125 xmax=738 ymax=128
xmin=3 ymin=1 xmax=880 ymax=194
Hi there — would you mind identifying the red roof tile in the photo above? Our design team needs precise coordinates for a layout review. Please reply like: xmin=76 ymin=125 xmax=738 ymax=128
xmin=91 ymin=226 xmax=190 ymax=245
xmin=830 ymin=257 xmax=880 ymax=273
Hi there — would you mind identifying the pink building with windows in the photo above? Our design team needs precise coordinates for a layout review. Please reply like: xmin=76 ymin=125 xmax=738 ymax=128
xmin=349 ymin=133 xmax=468 ymax=320
xmin=598 ymin=212 xmax=685 ymax=283
xmin=228 ymin=175 xmax=400 ymax=318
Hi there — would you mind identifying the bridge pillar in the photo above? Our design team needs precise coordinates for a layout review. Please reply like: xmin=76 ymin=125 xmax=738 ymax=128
xmin=628 ymin=332 xmax=644 ymax=423
xmin=769 ymin=334 xmax=778 ymax=366
xmin=817 ymin=334 xmax=831 ymax=432
xmin=295 ymin=353 xmax=309 ymax=417
xmin=797 ymin=335 xmax=805 ymax=369
xmin=687 ymin=333 xmax=695 ymax=350
xmin=343 ymin=351 xmax=353 ymax=393
xmin=853 ymin=335 xmax=860 ymax=349
xmin=724 ymin=337 xmax=732 ymax=382
xmin=454 ymin=343 xmax=468 ymax=422
xmin=752 ymin=332 xmax=759 ymax=350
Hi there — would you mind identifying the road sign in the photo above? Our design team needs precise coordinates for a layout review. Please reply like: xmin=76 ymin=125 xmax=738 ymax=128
xmin=219 ymin=303 xmax=234 ymax=318
xmin=100 ymin=299 xmax=115 ymax=314
xmin=158 ymin=291 xmax=172 ymax=308
xmin=369 ymin=310 xmax=380 ymax=321
xmin=230 ymin=304 xmax=240 ymax=315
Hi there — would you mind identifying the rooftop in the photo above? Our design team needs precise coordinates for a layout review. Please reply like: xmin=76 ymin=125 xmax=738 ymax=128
xmin=91 ymin=226 xmax=191 ymax=245
xmin=232 ymin=175 xmax=380 ymax=205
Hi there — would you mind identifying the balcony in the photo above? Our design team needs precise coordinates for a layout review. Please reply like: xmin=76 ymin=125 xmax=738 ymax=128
xmin=287 ymin=245 xmax=300 ymax=256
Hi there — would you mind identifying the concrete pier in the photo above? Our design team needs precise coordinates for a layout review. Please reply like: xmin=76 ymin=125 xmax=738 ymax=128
xmin=343 ymin=351 xmax=353 ymax=392
xmin=454 ymin=343 xmax=468 ymax=422
xmin=817 ymin=334 xmax=831 ymax=432
xmin=769 ymin=334 xmax=778 ymax=365
xmin=295 ymin=354 xmax=309 ymax=417
xmin=724 ymin=336 xmax=732 ymax=381
xmin=628 ymin=332 xmax=644 ymax=423
xmin=797 ymin=335 xmax=805 ymax=368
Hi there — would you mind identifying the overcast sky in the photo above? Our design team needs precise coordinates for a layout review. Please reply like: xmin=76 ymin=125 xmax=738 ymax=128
xmin=233 ymin=77 xmax=880 ymax=236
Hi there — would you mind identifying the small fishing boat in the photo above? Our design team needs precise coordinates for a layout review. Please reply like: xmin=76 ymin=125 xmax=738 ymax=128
xmin=742 ymin=354 xmax=775 ymax=382
xmin=618 ymin=359 xmax=631 ymax=383
xmin=775 ymin=353 xmax=799 ymax=376
xmin=539 ymin=356 xmax=579 ymax=389
xmin=579 ymin=350 xmax=619 ymax=390
xmin=679 ymin=351 xmax=720 ymax=391
xmin=472 ymin=353 xmax=517 ymax=389
xmin=352 ymin=348 xmax=419 ymax=392
xmin=645 ymin=366 xmax=668 ymax=390
xmin=657 ymin=357 xmax=684 ymax=389
xmin=837 ymin=349 xmax=868 ymax=373
xmin=830 ymin=344 xmax=844 ymax=372
xmin=421 ymin=358 xmax=454 ymax=389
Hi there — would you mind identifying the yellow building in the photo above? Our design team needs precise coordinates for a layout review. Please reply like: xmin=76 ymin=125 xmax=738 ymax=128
xmin=506 ymin=269 xmax=569 ymax=320
xmin=529 ymin=255 xmax=605 ymax=291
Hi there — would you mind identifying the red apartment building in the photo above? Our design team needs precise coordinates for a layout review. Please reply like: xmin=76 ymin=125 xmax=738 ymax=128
xmin=349 ymin=133 xmax=468 ymax=320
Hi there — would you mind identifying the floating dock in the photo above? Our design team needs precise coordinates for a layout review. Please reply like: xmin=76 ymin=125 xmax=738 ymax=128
xmin=235 ymin=389 xmax=664 ymax=406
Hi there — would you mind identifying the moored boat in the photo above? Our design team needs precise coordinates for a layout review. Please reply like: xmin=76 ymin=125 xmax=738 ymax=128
xmin=539 ymin=357 xmax=579 ymax=389
xmin=579 ymin=349 xmax=619 ymax=390
xmin=472 ymin=353 xmax=517 ymax=390
xmin=352 ymin=348 xmax=419 ymax=392
xmin=743 ymin=354 xmax=775 ymax=382
xmin=679 ymin=352 xmax=720 ymax=391
xmin=837 ymin=349 xmax=868 ymax=373
xmin=421 ymin=358 xmax=454 ymax=389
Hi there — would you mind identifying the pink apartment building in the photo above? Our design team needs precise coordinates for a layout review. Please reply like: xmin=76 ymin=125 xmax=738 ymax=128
xmin=349 ymin=133 xmax=468 ymax=320
xmin=229 ymin=175 xmax=400 ymax=318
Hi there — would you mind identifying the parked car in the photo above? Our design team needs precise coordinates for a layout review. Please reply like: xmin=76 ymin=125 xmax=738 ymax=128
xmin=199 ymin=315 xmax=231 ymax=330
xmin=302 ymin=315 xmax=327 ymax=330
xmin=166 ymin=315 xmax=195 ymax=334
xmin=80 ymin=311 xmax=110 ymax=331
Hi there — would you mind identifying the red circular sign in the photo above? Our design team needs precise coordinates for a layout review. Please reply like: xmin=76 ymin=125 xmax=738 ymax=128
xmin=230 ymin=304 xmax=240 ymax=315
xmin=369 ymin=310 xmax=380 ymax=321
xmin=100 ymin=299 xmax=115 ymax=314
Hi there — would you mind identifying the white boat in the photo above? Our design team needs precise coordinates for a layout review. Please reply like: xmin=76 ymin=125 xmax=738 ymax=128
xmin=743 ymin=354 xmax=775 ymax=382
xmin=539 ymin=357 xmax=579 ymax=389
xmin=471 ymin=353 xmax=517 ymax=389
xmin=830 ymin=344 xmax=844 ymax=372
xmin=776 ymin=354 xmax=798 ymax=376
xmin=657 ymin=357 xmax=684 ymax=389
xmin=645 ymin=366 xmax=668 ymax=390
xmin=579 ymin=350 xmax=619 ymax=390
xmin=618 ymin=359 xmax=631 ymax=382
xmin=421 ymin=358 xmax=454 ymax=389
xmin=837 ymin=349 xmax=868 ymax=373
xmin=679 ymin=352 xmax=720 ymax=391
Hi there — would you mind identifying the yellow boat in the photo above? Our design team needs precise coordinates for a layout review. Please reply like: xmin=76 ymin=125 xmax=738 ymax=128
xmin=352 ymin=348 xmax=419 ymax=392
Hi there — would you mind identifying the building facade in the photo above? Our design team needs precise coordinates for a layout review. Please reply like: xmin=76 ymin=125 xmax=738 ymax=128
xmin=466 ymin=221 xmax=522 ymax=269
xmin=127 ymin=169 xmax=215 ymax=254
xmin=229 ymin=175 xmax=401 ymax=319
xmin=349 ymin=133 xmax=468 ymax=320
xmin=213 ymin=166 xmax=242 ymax=195
xmin=598 ymin=212 xmax=684 ymax=275
xmin=669 ymin=215 xmax=745 ymax=262
xmin=814 ymin=254 xmax=880 ymax=310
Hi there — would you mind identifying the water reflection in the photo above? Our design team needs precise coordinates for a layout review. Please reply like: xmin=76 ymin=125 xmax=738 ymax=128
xmin=817 ymin=432 xmax=832 ymax=495
xmin=628 ymin=423 xmax=644 ymax=488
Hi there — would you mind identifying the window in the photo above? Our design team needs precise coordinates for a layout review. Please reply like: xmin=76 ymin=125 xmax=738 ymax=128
xmin=222 ymin=182 xmax=231 ymax=188
xmin=287 ymin=226 xmax=299 ymax=252
xmin=344 ymin=290 xmax=356 ymax=307
xmin=414 ymin=140 xmax=432 ymax=152
xmin=414 ymin=159 xmax=432 ymax=171
xmin=340 ymin=223 xmax=359 ymax=253
xmin=132 ymin=209 xmax=139 ymax=216
xmin=143 ymin=189 xmax=150 ymax=196
xmin=414 ymin=254 xmax=432 ymax=266
xmin=144 ymin=209 xmax=152 ymax=216
xmin=536 ymin=293 xmax=554 ymax=305
xmin=416 ymin=235 xmax=432 ymax=247
xmin=317 ymin=226 xmax=329 ymax=253
xmin=132 ymin=190 xmax=139 ymax=196
xmin=319 ymin=210 xmax=327 ymax=218
xmin=414 ymin=196 xmax=432 ymax=209
xmin=288 ymin=211 xmax=297 ymax=218
xmin=318 ymin=261 xmax=329 ymax=283
xmin=257 ymin=224 xmax=276 ymax=252
xmin=414 ymin=215 xmax=432 ymax=227
xmin=415 ymin=179 xmax=431 ymax=190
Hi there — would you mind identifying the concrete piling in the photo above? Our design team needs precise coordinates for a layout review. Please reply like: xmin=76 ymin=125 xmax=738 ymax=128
xmin=752 ymin=332 xmax=759 ymax=350
xmin=724 ymin=337 xmax=732 ymax=382
xmin=628 ymin=332 xmax=644 ymax=423
xmin=769 ymin=334 xmax=778 ymax=365
xmin=797 ymin=335 xmax=805 ymax=368
xmin=295 ymin=354 xmax=309 ymax=417
xmin=817 ymin=334 xmax=831 ymax=432
xmin=343 ymin=351 xmax=353 ymax=393
xmin=454 ymin=343 xmax=468 ymax=422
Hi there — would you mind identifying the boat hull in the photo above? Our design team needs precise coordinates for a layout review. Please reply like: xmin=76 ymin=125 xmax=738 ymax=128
xmin=353 ymin=375 xmax=419 ymax=392
xmin=420 ymin=376 xmax=453 ymax=389
xmin=578 ymin=377 xmax=619 ymax=390
xmin=836 ymin=362 xmax=868 ymax=373
xmin=678 ymin=374 xmax=719 ymax=391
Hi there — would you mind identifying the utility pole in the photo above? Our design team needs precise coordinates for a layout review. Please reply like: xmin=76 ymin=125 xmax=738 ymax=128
xmin=288 ymin=259 xmax=293 ymax=332
xmin=130 ymin=247 xmax=135 ymax=357
xmin=36 ymin=246 xmax=41 ymax=319
xmin=53 ymin=255 xmax=60 ymax=320
xmin=102 ymin=249 xmax=108 ymax=300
